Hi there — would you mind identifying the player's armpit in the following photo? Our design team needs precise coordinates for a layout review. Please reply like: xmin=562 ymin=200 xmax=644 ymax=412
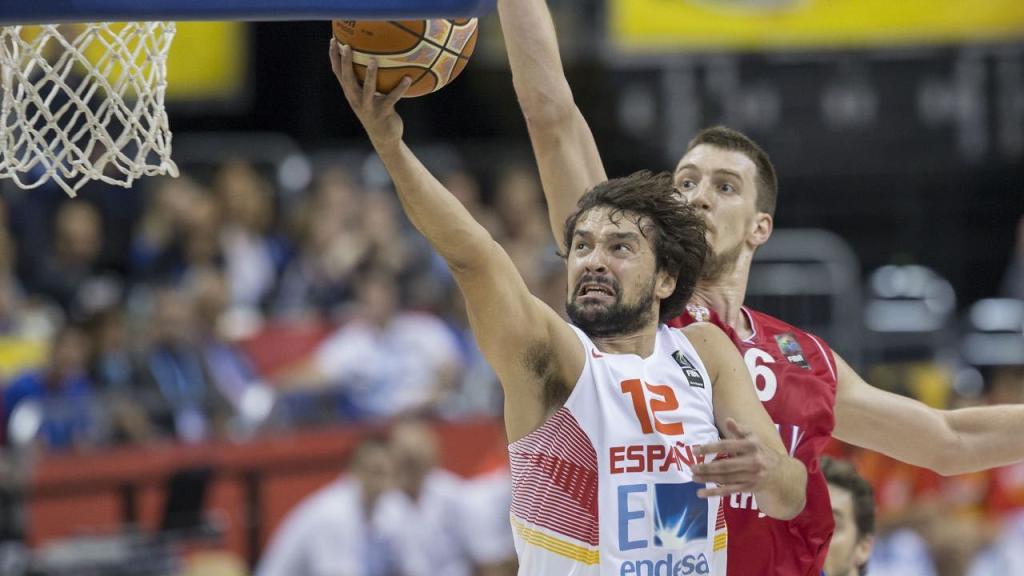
xmin=454 ymin=244 xmax=585 ymax=443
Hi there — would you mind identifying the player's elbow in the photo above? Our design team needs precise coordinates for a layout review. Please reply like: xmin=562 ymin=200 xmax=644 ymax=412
xmin=929 ymin=461 xmax=963 ymax=477
xmin=445 ymin=235 xmax=501 ymax=276
xmin=921 ymin=414 xmax=971 ymax=476
xmin=776 ymin=486 xmax=807 ymax=521
xmin=762 ymin=460 xmax=808 ymax=521
xmin=925 ymin=452 xmax=971 ymax=476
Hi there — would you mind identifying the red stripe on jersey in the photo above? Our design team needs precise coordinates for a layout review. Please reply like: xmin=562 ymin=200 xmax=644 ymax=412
xmin=509 ymin=408 xmax=599 ymax=546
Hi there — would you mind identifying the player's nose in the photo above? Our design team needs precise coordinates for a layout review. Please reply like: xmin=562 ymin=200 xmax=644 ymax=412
xmin=687 ymin=181 xmax=714 ymax=211
xmin=581 ymin=248 xmax=608 ymax=273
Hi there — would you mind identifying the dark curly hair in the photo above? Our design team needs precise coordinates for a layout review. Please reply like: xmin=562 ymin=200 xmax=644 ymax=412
xmin=561 ymin=170 xmax=708 ymax=323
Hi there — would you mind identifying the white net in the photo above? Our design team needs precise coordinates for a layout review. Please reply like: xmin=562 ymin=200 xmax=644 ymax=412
xmin=0 ymin=22 xmax=178 ymax=197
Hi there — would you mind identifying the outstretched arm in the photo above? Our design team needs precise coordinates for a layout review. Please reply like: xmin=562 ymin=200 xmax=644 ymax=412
xmin=497 ymin=0 xmax=607 ymax=251
xmin=329 ymin=42 xmax=583 ymax=442
xmin=833 ymin=353 xmax=1024 ymax=476
xmin=686 ymin=323 xmax=807 ymax=521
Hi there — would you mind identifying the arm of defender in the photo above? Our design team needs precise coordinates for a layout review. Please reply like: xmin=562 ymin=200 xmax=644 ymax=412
xmin=833 ymin=353 xmax=1024 ymax=475
xmin=330 ymin=41 xmax=584 ymax=441
xmin=685 ymin=323 xmax=808 ymax=521
xmin=497 ymin=0 xmax=607 ymax=251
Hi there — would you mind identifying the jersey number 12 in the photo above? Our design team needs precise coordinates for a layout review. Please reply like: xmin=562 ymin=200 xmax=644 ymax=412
xmin=620 ymin=379 xmax=684 ymax=436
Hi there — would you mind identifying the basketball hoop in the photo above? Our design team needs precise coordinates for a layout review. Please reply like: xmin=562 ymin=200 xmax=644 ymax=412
xmin=0 ymin=0 xmax=495 ymax=197
xmin=0 ymin=23 xmax=179 ymax=197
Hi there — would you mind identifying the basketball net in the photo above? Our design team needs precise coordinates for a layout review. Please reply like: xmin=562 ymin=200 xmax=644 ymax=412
xmin=0 ymin=23 xmax=179 ymax=197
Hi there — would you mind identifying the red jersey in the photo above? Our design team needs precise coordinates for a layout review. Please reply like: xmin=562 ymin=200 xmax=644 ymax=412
xmin=669 ymin=305 xmax=838 ymax=576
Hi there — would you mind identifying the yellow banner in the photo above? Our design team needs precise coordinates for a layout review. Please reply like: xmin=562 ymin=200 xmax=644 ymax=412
xmin=166 ymin=22 xmax=247 ymax=101
xmin=611 ymin=0 xmax=1024 ymax=51
xmin=18 ymin=22 xmax=246 ymax=101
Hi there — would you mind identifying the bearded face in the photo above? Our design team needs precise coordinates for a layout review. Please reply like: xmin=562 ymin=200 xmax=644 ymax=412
xmin=565 ymin=206 xmax=664 ymax=338
xmin=567 ymin=273 xmax=656 ymax=338
xmin=700 ymin=236 xmax=744 ymax=282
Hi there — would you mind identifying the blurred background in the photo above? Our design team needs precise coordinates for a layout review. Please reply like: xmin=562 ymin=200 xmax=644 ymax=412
xmin=0 ymin=0 xmax=1022 ymax=575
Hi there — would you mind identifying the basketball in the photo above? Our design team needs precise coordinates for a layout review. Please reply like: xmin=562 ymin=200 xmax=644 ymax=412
xmin=332 ymin=19 xmax=479 ymax=98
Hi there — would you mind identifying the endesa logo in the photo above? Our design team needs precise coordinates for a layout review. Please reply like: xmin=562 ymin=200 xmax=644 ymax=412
xmin=617 ymin=483 xmax=711 ymax=575
xmin=610 ymin=442 xmax=707 ymax=475
xmin=620 ymin=553 xmax=710 ymax=575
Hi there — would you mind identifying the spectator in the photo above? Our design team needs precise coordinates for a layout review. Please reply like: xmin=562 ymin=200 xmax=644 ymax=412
xmin=180 ymin=194 xmax=225 ymax=277
xmin=868 ymin=528 xmax=939 ymax=576
xmin=284 ymin=267 xmax=461 ymax=420
xmin=29 ymin=202 xmax=121 ymax=316
xmin=190 ymin=268 xmax=271 ymax=430
xmin=255 ymin=435 xmax=400 ymax=576
xmin=86 ymin=307 xmax=156 ymax=445
xmin=387 ymin=419 xmax=481 ymax=576
xmin=459 ymin=467 xmax=518 ymax=576
xmin=441 ymin=169 xmax=502 ymax=238
xmin=435 ymin=288 xmax=502 ymax=418
xmin=492 ymin=165 xmax=547 ymax=246
xmin=2 ymin=323 xmax=96 ymax=451
xmin=821 ymin=456 xmax=876 ymax=576
xmin=132 ymin=176 xmax=204 ymax=281
xmin=0 ymin=270 xmax=59 ymax=379
xmin=212 ymin=159 xmax=286 ymax=313
xmin=357 ymin=192 xmax=414 ymax=278
xmin=139 ymin=287 xmax=232 ymax=443
xmin=491 ymin=166 xmax=556 ymax=293
xmin=968 ymin=513 xmax=1024 ymax=575
xmin=275 ymin=167 xmax=367 ymax=315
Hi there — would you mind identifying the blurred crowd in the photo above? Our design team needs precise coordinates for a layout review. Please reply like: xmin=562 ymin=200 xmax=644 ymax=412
xmin=256 ymin=419 xmax=516 ymax=576
xmin=0 ymin=157 xmax=563 ymax=452
xmin=827 ymin=221 xmax=1024 ymax=575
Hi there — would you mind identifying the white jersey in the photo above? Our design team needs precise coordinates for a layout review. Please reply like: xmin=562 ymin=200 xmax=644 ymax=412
xmin=509 ymin=324 xmax=727 ymax=576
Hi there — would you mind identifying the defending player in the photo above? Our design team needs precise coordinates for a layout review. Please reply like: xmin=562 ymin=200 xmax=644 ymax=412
xmin=329 ymin=41 xmax=807 ymax=575
xmin=496 ymin=1 xmax=1024 ymax=574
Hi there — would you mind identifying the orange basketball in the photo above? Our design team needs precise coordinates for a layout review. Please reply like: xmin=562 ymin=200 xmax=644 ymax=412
xmin=332 ymin=19 xmax=479 ymax=98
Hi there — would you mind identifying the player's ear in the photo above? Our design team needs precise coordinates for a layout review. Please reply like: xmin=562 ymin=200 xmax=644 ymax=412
xmin=852 ymin=534 xmax=874 ymax=569
xmin=655 ymin=269 xmax=676 ymax=300
xmin=749 ymin=211 xmax=773 ymax=248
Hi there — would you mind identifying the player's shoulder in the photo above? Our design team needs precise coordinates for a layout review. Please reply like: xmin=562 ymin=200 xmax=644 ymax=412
xmin=746 ymin=307 xmax=828 ymax=346
xmin=674 ymin=320 xmax=729 ymax=349
xmin=746 ymin=307 xmax=839 ymax=381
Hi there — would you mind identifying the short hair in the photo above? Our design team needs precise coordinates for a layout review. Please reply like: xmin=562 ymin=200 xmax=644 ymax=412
xmin=821 ymin=456 xmax=875 ymax=538
xmin=687 ymin=126 xmax=778 ymax=217
xmin=562 ymin=170 xmax=708 ymax=323
xmin=347 ymin=433 xmax=392 ymax=470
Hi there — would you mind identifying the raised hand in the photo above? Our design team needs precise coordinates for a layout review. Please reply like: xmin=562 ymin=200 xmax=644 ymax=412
xmin=329 ymin=39 xmax=412 ymax=148
xmin=690 ymin=418 xmax=786 ymax=499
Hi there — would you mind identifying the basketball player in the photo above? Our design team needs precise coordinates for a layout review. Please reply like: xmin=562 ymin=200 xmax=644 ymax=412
xmin=330 ymin=41 xmax=807 ymax=575
xmin=496 ymin=1 xmax=1024 ymax=574
xmin=820 ymin=457 xmax=875 ymax=576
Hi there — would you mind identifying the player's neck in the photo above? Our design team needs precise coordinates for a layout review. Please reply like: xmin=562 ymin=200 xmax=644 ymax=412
xmin=692 ymin=263 xmax=754 ymax=339
xmin=591 ymin=323 xmax=660 ymax=358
